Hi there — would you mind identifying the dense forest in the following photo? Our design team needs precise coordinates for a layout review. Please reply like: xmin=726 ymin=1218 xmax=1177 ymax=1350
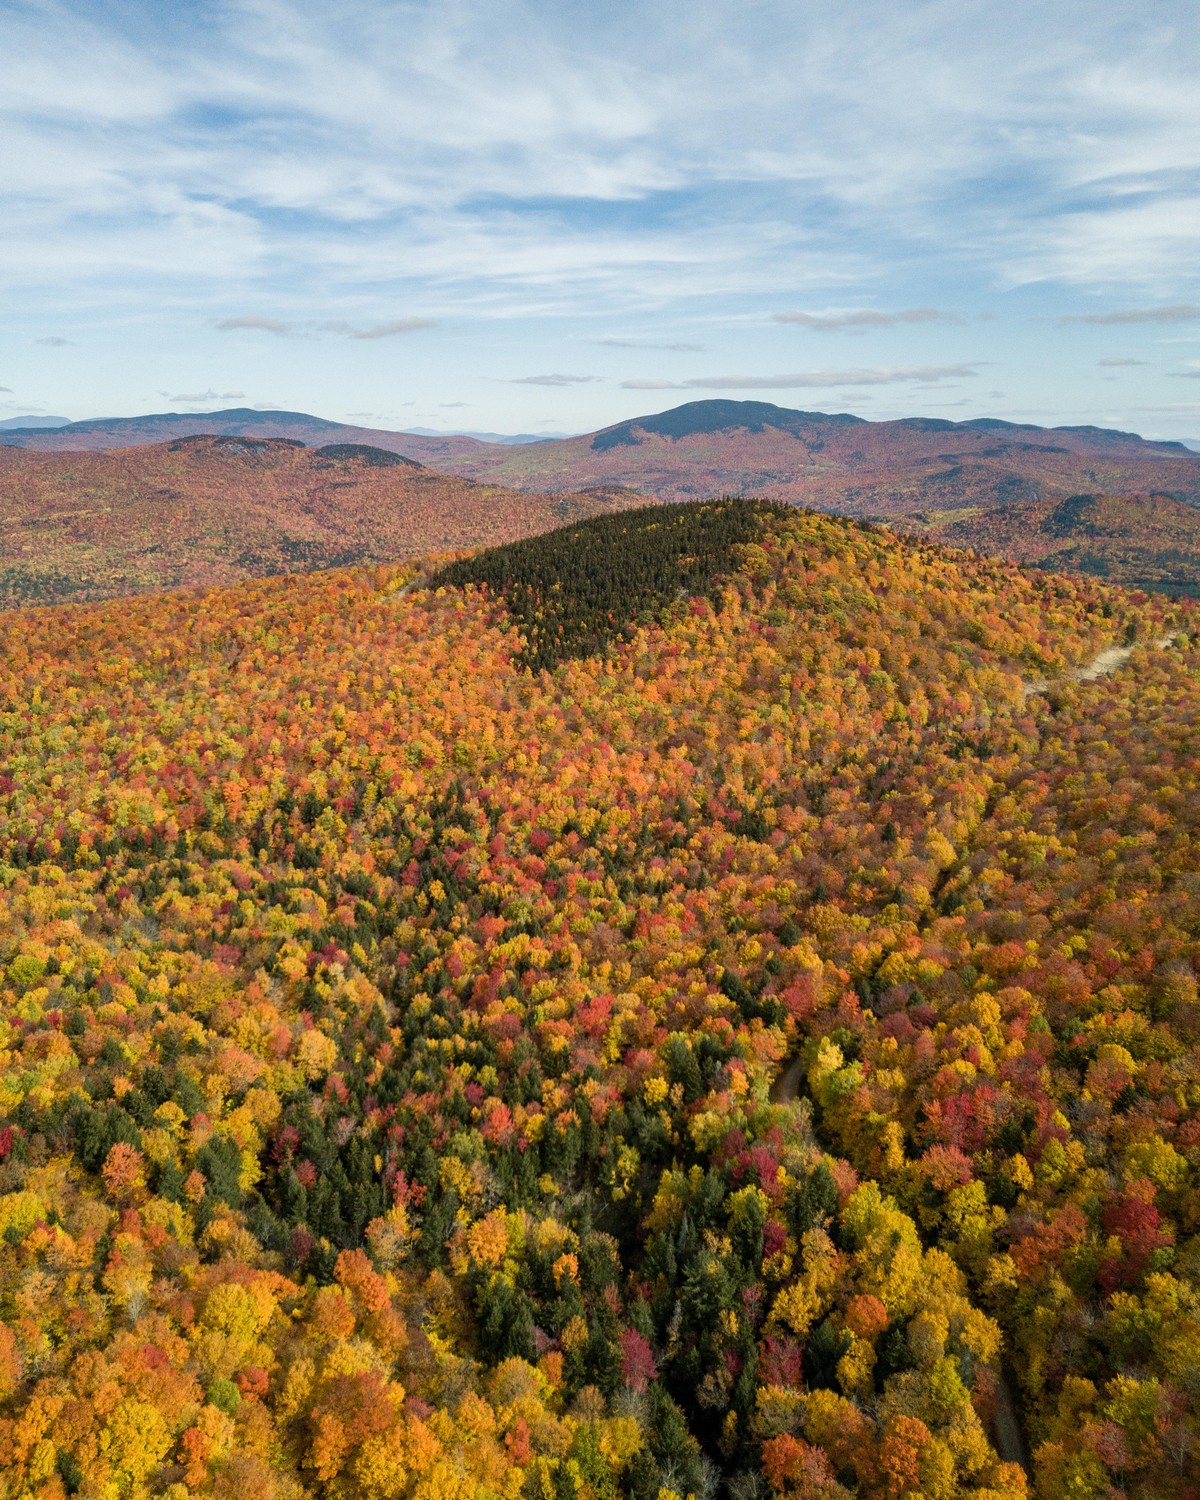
xmin=0 ymin=501 xmax=1198 ymax=1500
xmin=891 ymin=491 xmax=1200 ymax=597
xmin=0 ymin=438 xmax=606 ymax=607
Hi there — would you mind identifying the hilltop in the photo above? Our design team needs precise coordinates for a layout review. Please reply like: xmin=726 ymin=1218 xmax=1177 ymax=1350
xmin=397 ymin=399 xmax=1200 ymax=513
xmin=8 ymin=401 xmax=1197 ymax=513
xmin=0 ymin=502 xmax=1198 ymax=1497
xmin=0 ymin=435 xmax=612 ymax=606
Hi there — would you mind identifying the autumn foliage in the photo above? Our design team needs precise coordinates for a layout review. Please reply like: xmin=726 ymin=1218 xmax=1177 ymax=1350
xmin=0 ymin=436 xmax=612 ymax=606
xmin=0 ymin=501 xmax=1196 ymax=1498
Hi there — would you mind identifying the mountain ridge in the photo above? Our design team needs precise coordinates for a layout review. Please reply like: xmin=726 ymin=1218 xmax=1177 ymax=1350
xmin=3 ymin=398 xmax=1192 ymax=462
xmin=5 ymin=400 xmax=1200 ymax=604
xmin=0 ymin=435 xmax=615 ymax=606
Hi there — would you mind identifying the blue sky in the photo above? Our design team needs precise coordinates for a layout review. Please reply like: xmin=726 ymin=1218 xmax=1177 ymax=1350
xmin=3 ymin=0 xmax=1200 ymax=437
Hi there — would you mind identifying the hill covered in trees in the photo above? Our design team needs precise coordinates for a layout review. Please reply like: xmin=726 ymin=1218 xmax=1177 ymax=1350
xmin=0 ymin=408 xmax=483 ymax=460
xmin=0 ymin=502 xmax=1199 ymax=1499
xmin=0 ymin=437 xmax=610 ymax=606
xmin=376 ymin=399 xmax=1200 ymax=515
xmin=6 ymin=402 xmax=1200 ymax=606
xmin=888 ymin=490 xmax=1200 ymax=596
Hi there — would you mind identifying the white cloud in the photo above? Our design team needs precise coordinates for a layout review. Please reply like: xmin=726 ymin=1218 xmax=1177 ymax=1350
xmin=3 ymin=1 xmax=1197 ymax=305
xmin=322 ymin=317 xmax=438 ymax=338
xmin=349 ymin=318 xmax=437 ymax=339
xmin=161 ymin=389 xmax=247 ymax=402
xmin=773 ymin=307 xmax=954 ymax=331
xmin=215 ymin=316 xmax=294 ymax=335
xmin=1064 ymin=304 xmax=1200 ymax=325
xmin=1097 ymin=356 xmax=1146 ymax=365
xmin=628 ymin=365 xmax=980 ymax=390
xmin=511 ymin=373 xmax=601 ymax=386
xmin=2 ymin=1 xmax=1200 ymax=432
xmin=597 ymin=338 xmax=706 ymax=351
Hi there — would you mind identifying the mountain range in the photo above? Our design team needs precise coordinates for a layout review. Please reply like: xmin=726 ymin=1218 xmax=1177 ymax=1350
xmin=0 ymin=414 xmax=71 ymax=430
xmin=4 ymin=398 xmax=1200 ymax=605
xmin=7 ymin=398 xmax=1198 ymax=507
xmin=0 ymin=435 xmax=611 ymax=606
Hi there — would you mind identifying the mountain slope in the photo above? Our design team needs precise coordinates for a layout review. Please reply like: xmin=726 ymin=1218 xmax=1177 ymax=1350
xmin=0 ymin=405 xmax=485 ymax=462
xmin=892 ymin=489 xmax=1200 ymax=594
xmin=8 ymin=401 xmax=1197 ymax=506
xmin=0 ymin=435 xmax=612 ymax=605
xmin=399 ymin=398 xmax=1200 ymax=511
xmin=8 ymin=398 xmax=1200 ymax=600
xmin=0 ymin=505 xmax=1197 ymax=1497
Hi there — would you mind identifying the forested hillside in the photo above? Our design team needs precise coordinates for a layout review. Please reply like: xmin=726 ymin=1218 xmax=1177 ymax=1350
xmin=890 ymin=491 xmax=1200 ymax=596
xmin=0 ymin=503 xmax=1198 ymax=1500
xmin=0 ymin=438 xmax=607 ymax=606
xmin=8 ymin=401 xmax=1200 ymax=607
xmin=354 ymin=400 xmax=1200 ymax=518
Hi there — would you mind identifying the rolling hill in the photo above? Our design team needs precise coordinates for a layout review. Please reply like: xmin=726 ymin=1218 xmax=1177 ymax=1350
xmin=377 ymin=399 xmax=1200 ymax=514
xmin=0 ymin=435 xmax=612 ymax=606
xmin=0 ymin=502 xmax=1197 ymax=1498
xmin=0 ymin=405 xmax=484 ymax=460
xmin=8 ymin=402 xmax=1199 ymax=518
xmin=7 ymin=399 xmax=1200 ymax=604
xmin=890 ymin=490 xmax=1200 ymax=595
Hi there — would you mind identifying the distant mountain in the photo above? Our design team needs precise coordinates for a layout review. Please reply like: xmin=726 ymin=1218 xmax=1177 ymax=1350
xmin=888 ymin=490 xmax=1200 ymax=596
xmin=0 ymin=414 xmax=70 ymax=430
xmin=0 ymin=435 xmax=616 ymax=607
xmin=0 ymin=408 xmax=578 ymax=458
xmin=370 ymin=399 xmax=1200 ymax=517
xmin=405 ymin=427 xmax=572 ymax=444
xmin=0 ymin=406 xmax=490 ymax=464
xmin=7 ymin=398 xmax=1200 ymax=596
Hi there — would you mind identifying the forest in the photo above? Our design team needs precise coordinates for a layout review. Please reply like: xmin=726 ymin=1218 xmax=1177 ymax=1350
xmin=0 ymin=500 xmax=1198 ymax=1500
xmin=0 ymin=438 xmax=606 ymax=607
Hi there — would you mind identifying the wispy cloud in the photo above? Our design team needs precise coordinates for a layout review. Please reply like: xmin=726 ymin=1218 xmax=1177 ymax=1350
xmin=623 ymin=365 xmax=978 ymax=391
xmin=323 ymin=318 xmax=438 ymax=339
xmin=511 ymin=373 xmax=601 ymax=386
xmin=596 ymin=338 xmax=706 ymax=351
xmin=1061 ymin=305 xmax=1200 ymax=326
xmin=215 ymin=316 xmax=294 ymax=335
xmin=1098 ymin=357 xmax=1146 ymax=366
xmin=35 ymin=336 xmax=71 ymax=346
xmin=3 ymin=1 xmax=1200 ymax=433
xmin=161 ymin=389 xmax=246 ymax=402
xmin=773 ymin=308 xmax=954 ymax=331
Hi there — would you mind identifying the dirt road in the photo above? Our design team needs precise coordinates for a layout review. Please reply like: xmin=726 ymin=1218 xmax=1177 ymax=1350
xmin=1023 ymin=633 xmax=1178 ymax=698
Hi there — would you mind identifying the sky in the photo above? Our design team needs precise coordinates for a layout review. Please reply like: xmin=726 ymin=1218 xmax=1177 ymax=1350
xmin=2 ymin=0 xmax=1200 ymax=439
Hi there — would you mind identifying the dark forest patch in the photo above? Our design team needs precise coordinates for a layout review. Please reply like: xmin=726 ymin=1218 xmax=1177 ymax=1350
xmin=431 ymin=497 xmax=784 ymax=669
xmin=314 ymin=443 xmax=420 ymax=468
